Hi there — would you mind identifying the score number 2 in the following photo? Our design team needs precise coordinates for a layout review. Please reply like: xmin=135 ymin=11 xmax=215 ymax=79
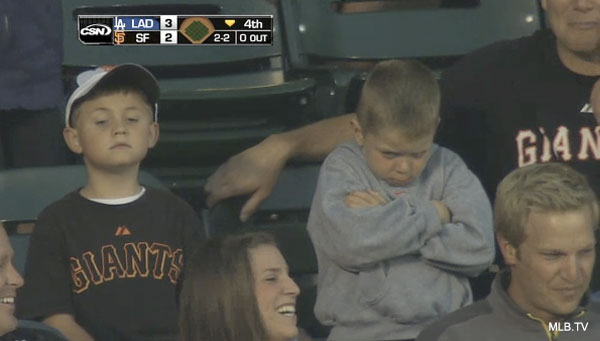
xmin=213 ymin=33 xmax=231 ymax=43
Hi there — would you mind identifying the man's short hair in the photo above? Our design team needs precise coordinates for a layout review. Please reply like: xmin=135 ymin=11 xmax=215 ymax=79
xmin=355 ymin=59 xmax=440 ymax=137
xmin=494 ymin=162 xmax=599 ymax=247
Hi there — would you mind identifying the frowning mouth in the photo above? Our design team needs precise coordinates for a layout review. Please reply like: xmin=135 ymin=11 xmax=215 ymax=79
xmin=111 ymin=143 xmax=131 ymax=149
xmin=387 ymin=178 xmax=412 ymax=186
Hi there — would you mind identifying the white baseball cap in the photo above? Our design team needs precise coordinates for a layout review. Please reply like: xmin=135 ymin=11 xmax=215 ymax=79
xmin=65 ymin=63 xmax=159 ymax=128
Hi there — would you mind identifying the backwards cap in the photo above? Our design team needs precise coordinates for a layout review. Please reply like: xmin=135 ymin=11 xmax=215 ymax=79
xmin=65 ymin=64 xmax=159 ymax=128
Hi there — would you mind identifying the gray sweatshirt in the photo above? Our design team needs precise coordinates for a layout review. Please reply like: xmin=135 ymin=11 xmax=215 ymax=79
xmin=307 ymin=141 xmax=495 ymax=340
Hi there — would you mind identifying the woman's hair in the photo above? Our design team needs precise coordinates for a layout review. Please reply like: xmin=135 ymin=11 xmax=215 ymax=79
xmin=179 ymin=231 xmax=277 ymax=341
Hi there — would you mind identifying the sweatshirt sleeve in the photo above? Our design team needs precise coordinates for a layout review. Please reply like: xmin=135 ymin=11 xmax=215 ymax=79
xmin=418 ymin=150 xmax=495 ymax=277
xmin=308 ymin=151 xmax=444 ymax=272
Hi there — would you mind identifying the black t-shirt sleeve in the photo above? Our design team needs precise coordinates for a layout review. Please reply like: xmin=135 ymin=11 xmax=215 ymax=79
xmin=16 ymin=205 xmax=74 ymax=320
xmin=180 ymin=200 xmax=206 ymax=255
xmin=437 ymin=57 xmax=489 ymax=188
xmin=436 ymin=38 xmax=522 ymax=196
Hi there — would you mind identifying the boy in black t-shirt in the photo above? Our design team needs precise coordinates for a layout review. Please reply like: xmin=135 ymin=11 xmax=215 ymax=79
xmin=16 ymin=64 xmax=205 ymax=340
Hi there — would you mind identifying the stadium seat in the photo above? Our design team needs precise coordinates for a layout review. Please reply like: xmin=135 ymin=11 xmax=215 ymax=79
xmin=282 ymin=0 xmax=541 ymax=64
xmin=0 ymin=165 xmax=165 ymax=275
xmin=279 ymin=0 xmax=543 ymax=114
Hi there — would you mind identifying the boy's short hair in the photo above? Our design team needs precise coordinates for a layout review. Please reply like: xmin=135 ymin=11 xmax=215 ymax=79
xmin=494 ymin=162 xmax=599 ymax=248
xmin=65 ymin=64 xmax=159 ymax=128
xmin=356 ymin=59 xmax=440 ymax=137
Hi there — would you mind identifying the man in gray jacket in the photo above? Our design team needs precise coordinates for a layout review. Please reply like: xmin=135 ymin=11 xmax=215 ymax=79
xmin=416 ymin=162 xmax=600 ymax=341
xmin=307 ymin=60 xmax=495 ymax=341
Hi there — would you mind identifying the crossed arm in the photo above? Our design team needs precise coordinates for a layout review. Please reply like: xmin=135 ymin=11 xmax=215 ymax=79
xmin=310 ymin=152 xmax=494 ymax=276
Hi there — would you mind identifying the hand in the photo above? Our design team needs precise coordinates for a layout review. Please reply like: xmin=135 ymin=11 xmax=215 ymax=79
xmin=431 ymin=200 xmax=452 ymax=224
xmin=204 ymin=134 xmax=293 ymax=222
xmin=344 ymin=190 xmax=388 ymax=208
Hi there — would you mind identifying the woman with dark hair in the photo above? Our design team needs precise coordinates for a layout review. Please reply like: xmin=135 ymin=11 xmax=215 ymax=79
xmin=179 ymin=232 xmax=301 ymax=341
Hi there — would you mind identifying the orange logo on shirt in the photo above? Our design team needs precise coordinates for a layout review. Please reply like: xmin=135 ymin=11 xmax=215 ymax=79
xmin=115 ymin=225 xmax=131 ymax=236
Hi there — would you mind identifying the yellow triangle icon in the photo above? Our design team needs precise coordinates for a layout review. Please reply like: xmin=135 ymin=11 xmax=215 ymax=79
xmin=225 ymin=19 xmax=235 ymax=27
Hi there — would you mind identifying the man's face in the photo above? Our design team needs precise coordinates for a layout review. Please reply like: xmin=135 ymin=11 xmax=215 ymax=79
xmin=542 ymin=0 xmax=600 ymax=54
xmin=0 ymin=227 xmax=24 ymax=335
xmin=501 ymin=206 xmax=596 ymax=322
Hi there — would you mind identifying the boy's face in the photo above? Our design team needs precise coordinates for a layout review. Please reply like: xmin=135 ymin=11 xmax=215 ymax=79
xmin=352 ymin=120 xmax=434 ymax=187
xmin=63 ymin=92 xmax=159 ymax=171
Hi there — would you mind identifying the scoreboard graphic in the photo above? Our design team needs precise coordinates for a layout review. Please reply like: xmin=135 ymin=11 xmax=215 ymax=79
xmin=78 ymin=15 xmax=273 ymax=46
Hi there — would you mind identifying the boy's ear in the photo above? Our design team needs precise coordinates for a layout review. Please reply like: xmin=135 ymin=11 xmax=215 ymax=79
xmin=497 ymin=234 xmax=518 ymax=266
xmin=63 ymin=127 xmax=83 ymax=154
xmin=147 ymin=122 xmax=159 ymax=148
xmin=350 ymin=117 xmax=364 ymax=146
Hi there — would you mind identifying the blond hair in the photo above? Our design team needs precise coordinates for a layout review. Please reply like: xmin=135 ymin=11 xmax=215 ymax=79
xmin=356 ymin=59 xmax=440 ymax=138
xmin=494 ymin=163 xmax=599 ymax=247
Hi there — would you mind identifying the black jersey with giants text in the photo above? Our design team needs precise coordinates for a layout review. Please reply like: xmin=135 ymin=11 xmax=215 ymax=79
xmin=16 ymin=188 xmax=205 ymax=340
xmin=438 ymin=29 xmax=599 ymax=200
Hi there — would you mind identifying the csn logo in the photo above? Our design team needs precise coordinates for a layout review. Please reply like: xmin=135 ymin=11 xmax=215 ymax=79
xmin=80 ymin=23 xmax=112 ymax=36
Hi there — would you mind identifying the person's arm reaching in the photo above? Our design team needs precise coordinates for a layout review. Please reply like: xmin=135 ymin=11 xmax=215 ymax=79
xmin=43 ymin=314 xmax=94 ymax=341
xmin=205 ymin=114 xmax=356 ymax=221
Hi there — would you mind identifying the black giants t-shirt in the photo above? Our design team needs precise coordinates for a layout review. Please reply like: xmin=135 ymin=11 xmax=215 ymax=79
xmin=438 ymin=29 xmax=600 ymax=199
xmin=16 ymin=188 xmax=205 ymax=340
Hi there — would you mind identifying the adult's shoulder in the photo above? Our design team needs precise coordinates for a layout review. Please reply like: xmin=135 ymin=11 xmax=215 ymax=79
xmin=440 ymin=30 xmax=554 ymax=107
xmin=416 ymin=299 xmax=495 ymax=341
xmin=443 ymin=29 xmax=552 ymax=80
